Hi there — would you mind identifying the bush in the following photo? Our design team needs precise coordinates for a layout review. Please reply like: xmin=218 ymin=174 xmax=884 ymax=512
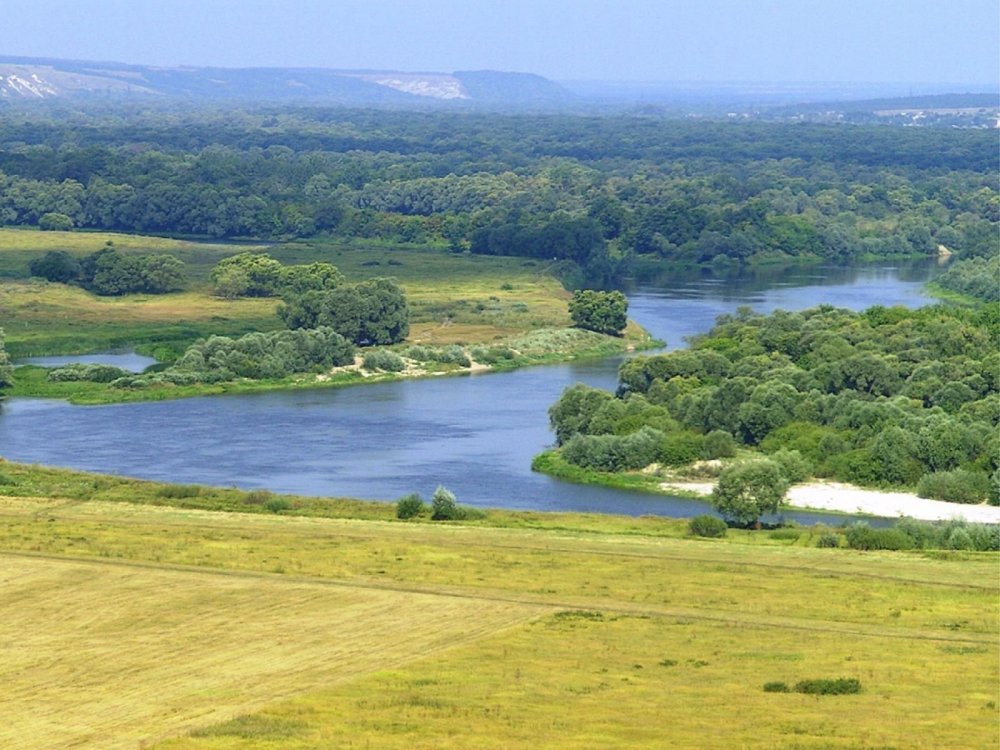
xmin=688 ymin=514 xmax=728 ymax=538
xmin=362 ymin=349 xmax=405 ymax=372
xmin=402 ymin=345 xmax=432 ymax=361
xmin=763 ymin=681 xmax=790 ymax=693
xmin=244 ymin=489 xmax=273 ymax=505
xmin=155 ymin=484 xmax=202 ymax=499
xmin=816 ymin=532 xmax=841 ymax=548
xmin=769 ymin=448 xmax=812 ymax=483
xmin=659 ymin=431 xmax=703 ymax=466
xmin=48 ymin=364 xmax=130 ymax=383
xmin=264 ymin=497 xmax=291 ymax=514
xmin=396 ymin=493 xmax=425 ymax=519
xmin=433 ymin=344 xmax=471 ymax=367
xmin=701 ymin=430 xmax=737 ymax=459
xmin=845 ymin=523 xmax=915 ymax=551
xmin=916 ymin=469 xmax=990 ymax=504
xmin=431 ymin=485 xmax=461 ymax=520
xmin=793 ymin=678 xmax=861 ymax=695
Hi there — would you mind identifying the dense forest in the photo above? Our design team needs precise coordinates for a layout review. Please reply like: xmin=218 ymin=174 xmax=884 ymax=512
xmin=548 ymin=304 xmax=999 ymax=505
xmin=0 ymin=106 xmax=996 ymax=287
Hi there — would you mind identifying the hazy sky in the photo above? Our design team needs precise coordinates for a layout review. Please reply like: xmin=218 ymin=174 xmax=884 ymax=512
xmin=2 ymin=0 xmax=997 ymax=84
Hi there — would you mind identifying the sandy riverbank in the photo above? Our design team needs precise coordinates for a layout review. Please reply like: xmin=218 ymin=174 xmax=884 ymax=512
xmin=659 ymin=480 xmax=1000 ymax=523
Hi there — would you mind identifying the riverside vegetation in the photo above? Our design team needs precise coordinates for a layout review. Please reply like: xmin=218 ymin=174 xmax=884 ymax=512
xmin=0 ymin=460 xmax=995 ymax=749
xmin=1 ymin=228 xmax=656 ymax=403
xmin=540 ymin=302 xmax=1000 ymax=515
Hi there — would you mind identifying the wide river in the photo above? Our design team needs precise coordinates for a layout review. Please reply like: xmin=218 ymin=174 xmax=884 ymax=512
xmin=2 ymin=262 xmax=936 ymax=522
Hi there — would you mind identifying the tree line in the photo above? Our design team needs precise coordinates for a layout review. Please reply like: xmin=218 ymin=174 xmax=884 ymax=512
xmin=0 ymin=107 xmax=995 ymax=283
xmin=29 ymin=243 xmax=186 ymax=295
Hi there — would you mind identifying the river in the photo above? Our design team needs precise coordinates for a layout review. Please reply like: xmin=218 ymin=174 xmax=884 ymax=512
xmin=1 ymin=262 xmax=936 ymax=521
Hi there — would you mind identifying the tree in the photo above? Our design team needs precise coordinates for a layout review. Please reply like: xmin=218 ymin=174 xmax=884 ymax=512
xmin=28 ymin=250 xmax=81 ymax=283
xmin=568 ymin=289 xmax=628 ymax=336
xmin=139 ymin=254 xmax=186 ymax=293
xmin=210 ymin=252 xmax=284 ymax=297
xmin=711 ymin=460 xmax=789 ymax=527
xmin=430 ymin=485 xmax=460 ymax=520
xmin=38 ymin=212 xmax=74 ymax=231
xmin=0 ymin=328 xmax=12 ymax=388
xmin=279 ymin=278 xmax=409 ymax=346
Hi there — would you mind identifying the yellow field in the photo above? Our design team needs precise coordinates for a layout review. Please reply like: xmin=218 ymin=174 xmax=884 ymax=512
xmin=0 ymin=494 xmax=996 ymax=749
xmin=0 ymin=553 xmax=544 ymax=750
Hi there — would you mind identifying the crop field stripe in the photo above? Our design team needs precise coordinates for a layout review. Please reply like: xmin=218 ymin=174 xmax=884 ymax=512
xmin=0 ymin=553 xmax=547 ymax=750
xmin=2 ymin=546 xmax=991 ymax=650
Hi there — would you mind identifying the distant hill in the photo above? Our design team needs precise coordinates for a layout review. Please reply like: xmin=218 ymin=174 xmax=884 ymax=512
xmin=0 ymin=56 xmax=573 ymax=106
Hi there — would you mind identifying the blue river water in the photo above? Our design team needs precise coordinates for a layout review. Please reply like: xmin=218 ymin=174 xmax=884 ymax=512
xmin=2 ymin=262 xmax=937 ymax=522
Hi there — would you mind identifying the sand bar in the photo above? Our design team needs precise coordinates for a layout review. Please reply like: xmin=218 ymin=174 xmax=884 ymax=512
xmin=660 ymin=480 xmax=1000 ymax=523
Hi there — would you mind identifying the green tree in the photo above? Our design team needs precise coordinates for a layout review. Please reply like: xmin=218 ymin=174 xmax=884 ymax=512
xmin=568 ymin=289 xmax=628 ymax=336
xmin=139 ymin=254 xmax=186 ymax=293
xmin=38 ymin=212 xmax=74 ymax=231
xmin=711 ymin=460 xmax=789 ymax=527
xmin=430 ymin=485 xmax=461 ymax=520
xmin=28 ymin=250 xmax=81 ymax=283
xmin=548 ymin=383 xmax=615 ymax=444
xmin=279 ymin=278 xmax=409 ymax=346
xmin=396 ymin=493 xmax=425 ymax=519
xmin=210 ymin=253 xmax=284 ymax=297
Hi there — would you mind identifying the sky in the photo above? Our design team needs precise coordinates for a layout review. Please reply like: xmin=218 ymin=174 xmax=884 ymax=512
xmin=0 ymin=0 xmax=997 ymax=85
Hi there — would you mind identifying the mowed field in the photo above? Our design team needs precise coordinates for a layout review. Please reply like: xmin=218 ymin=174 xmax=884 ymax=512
xmin=0 ymin=494 xmax=996 ymax=749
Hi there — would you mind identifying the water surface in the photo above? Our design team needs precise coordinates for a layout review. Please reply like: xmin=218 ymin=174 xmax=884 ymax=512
xmin=3 ymin=262 xmax=936 ymax=521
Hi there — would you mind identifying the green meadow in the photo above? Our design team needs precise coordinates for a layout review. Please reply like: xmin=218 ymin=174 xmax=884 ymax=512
xmin=0 ymin=463 xmax=995 ymax=749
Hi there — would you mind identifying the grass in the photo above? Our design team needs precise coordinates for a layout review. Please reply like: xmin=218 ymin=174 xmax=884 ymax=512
xmin=0 ymin=463 xmax=996 ymax=748
xmin=0 ymin=553 xmax=541 ymax=750
xmin=1 ymin=229 xmax=656 ymax=372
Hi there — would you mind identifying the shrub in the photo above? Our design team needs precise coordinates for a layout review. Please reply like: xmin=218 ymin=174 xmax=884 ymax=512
xmin=362 ymin=349 xmax=405 ymax=372
xmin=769 ymin=527 xmax=801 ymax=541
xmin=816 ymin=532 xmax=841 ymax=548
xmin=402 ymin=345 xmax=432 ymax=361
xmin=769 ymin=448 xmax=812 ymax=483
xmin=156 ymin=484 xmax=202 ymax=499
xmin=396 ymin=493 xmax=425 ymax=519
xmin=433 ymin=345 xmax=471 ymax=367
xmin=244 ymin=489 xmax=273 ymax=505
xmin=793 ymin=678 xmax=861 ymax=695
xmin=264 ymin=497 xmax=291 ymax=514
xmin=700 ymin=430 xmax=737 ymax=459
xmin=916 ymin=469 xmax=990 ymax=504
xmin=763 ymin=681 xmax=790 ymax=693
xmin=431 ymin=485 xmax=461 ymax=520
xmin=845 ymin=523 xmax=915 ymax=551
xmin=48 ymin=364 xmax=130 ymax=383
xmin=658 ymin=431 xmax=703 ymax=466
xmin=945 ymin=527 xmax=974 ymax=550
xmin=688 ymin=514 xmax=728 ymax=538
